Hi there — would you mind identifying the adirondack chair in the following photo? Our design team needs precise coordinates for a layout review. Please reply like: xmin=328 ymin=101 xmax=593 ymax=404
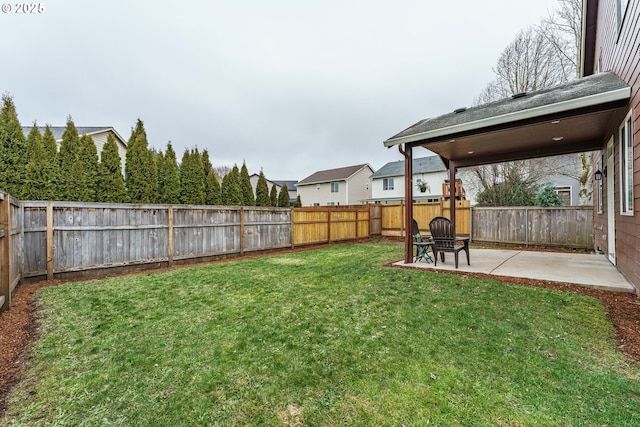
xmin=428 ymin=216 xmax=470 ymax=269
xmin=412 ymin=219 xmax=433 ymax=263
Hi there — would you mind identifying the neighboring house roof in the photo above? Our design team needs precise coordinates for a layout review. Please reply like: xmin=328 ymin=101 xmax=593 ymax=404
xmin=383 ymin=72 xmax=630 ymax=168
xmin=298 ymin=164 xmax=373 ymax=185
xmin=273 ymin=180 xmax=298 ymax=190
xmin=370 ymin=156 xmax=446 ymax=179
xmin=22 ymin=126 xmax=128 ymax=147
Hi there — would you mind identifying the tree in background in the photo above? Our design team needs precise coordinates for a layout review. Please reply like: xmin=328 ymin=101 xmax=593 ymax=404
xmin=240 ymin=162 xmax=255 ymax=206
xmin=535 ymin=184 xmax=564 ymax=207
xmin=466 ymin=0 xmax=585 ymax=206
xmin=213 ymin=165 xmax=231 ymax=179
xmin=125 ymin=119 xmax=158 ymax=203
xmin=79 ymin=133 xmax=99 ymax=202
xmin=24 ymin=124 xmax=55 ymax=200
xmin=202 ymin=149 xmax=221 ymax=205
xmin=221 ymin=165 xmax=243 ymax=206
xmin=255 ymin=171 xmax=271 ymax=207
xmin=0 ymin=94 xmax=28 ymax=198
xmin=57 ymin=118 xmax=91 ymax=201
xmin=97 ymin=134 xmax=129 ymax=203
xmin=293 ymin=195 xmax=302 ymax=208
xmin=156 ymin=142 xmax=181 ymax=204
xmin=278 ymin=184 xmax=290 ymax=207
xmin=269 ymin=183 xmax=278 ymax=207
xmin=180 ymin=148 xmax=205 ymax=205
xmin=41 ymin=125 xmax=59 ymax=196
xmin=475 ymin=172 xmax=538 ymax=207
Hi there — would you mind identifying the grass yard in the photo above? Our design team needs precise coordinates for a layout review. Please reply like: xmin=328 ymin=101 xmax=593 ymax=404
xmin=3 ymin=240 xmax=639 ymax=426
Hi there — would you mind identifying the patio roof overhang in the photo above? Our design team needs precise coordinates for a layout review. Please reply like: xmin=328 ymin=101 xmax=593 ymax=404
xmin=383 ymin=72 xmax=631 ymax=168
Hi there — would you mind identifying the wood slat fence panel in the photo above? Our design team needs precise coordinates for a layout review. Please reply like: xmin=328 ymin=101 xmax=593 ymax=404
xmin=381 ymin=201 xmax=472 ymax=236
xmin=472 ymin=206 xmax=593 ymax=248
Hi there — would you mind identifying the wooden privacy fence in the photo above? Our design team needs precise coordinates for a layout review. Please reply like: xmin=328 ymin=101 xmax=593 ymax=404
xmin=0 ymin=193 xmax=21 ymax=312
xmin=1 ymin=199 xmax=382 ymax=311
xmin=471 ymin=206 xmax=593 ymax=248
xmin=292 ymin=205 xmax=381 ymax=246
xmin=381 ymin=200 xmax=472 ymax=236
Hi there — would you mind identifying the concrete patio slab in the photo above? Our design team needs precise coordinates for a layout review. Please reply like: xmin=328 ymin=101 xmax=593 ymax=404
xmin=394 ymin=248 xmax=636 ymax=293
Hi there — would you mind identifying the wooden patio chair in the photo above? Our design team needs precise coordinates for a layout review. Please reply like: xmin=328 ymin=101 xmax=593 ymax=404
xmin=428 ymin=216 xmax=469 ymax=269
xmin=412 ymin=219 xmax=433 ymax=263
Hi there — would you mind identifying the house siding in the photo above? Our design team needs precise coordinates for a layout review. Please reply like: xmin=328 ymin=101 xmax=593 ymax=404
xmin=297 ymin=165 xmax=373 ymax=206
xmin=371 ymin=172 xmax=448 ymax=203
xmin=89 ymin=131 xmax=127 ymax=174
xmin=592 ymin=0 xmax=640 ymax=291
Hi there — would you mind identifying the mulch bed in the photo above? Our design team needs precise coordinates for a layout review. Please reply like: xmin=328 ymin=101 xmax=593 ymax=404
xmin=1 ymin=246 xmax=639 ymax=413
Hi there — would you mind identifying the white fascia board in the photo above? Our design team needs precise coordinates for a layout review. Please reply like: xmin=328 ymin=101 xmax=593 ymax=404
xmin=384 ymin=86 xmax=631 ymax=147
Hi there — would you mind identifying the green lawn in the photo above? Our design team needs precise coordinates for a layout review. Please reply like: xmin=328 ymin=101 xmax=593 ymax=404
xmin=3 ymin=240 xmax=639 ymax=426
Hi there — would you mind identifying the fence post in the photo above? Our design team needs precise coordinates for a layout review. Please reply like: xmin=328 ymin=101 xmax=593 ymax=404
xmin=167 ymin=206 xmax=174 ymax=267
xmin=240 ymin=207 xmax=245 ymax=256
xmin=0 ymin=192 xmax=10 ymax=312
xmin=46 ymin=201 xmax=54 ymax=280
xmin=290 ymin=208 xmax=295 ymax=249
xmin=327 ymin=207 xmax=332 ymax=244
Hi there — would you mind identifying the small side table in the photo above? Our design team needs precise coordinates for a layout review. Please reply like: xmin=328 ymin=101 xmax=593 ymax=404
xmin=414 ymin=241 xmax=434 ymax=263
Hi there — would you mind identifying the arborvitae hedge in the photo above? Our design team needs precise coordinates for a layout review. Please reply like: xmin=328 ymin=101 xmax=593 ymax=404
xmin=278 ymin=183 xmax=290 ymax=207
xmin=24 ymin=124 xmax=55 ymax=200
xmin=240 ymin=162 xmax=255 ymax=206
xmin=202 ymin=149 xmax=221 ymax=205
xmin=0 ymin=94 xmax=28 ymax=198
xmin=125 ymin=119 xmax=158 ymax=203
xmin=98 ymin=134 xmax=129 ymax=203
xmin=80 ymin=134 xmax=99 ymax=202
xmin=255 ymin=171 xmax=270 ymax=207
xmin=222 ymin=165 xmax=243 ymax=206
xmin=269 ymin=183 xmax=278 ymax=207
xmin=180 ymin=148 xmax=206 ymax=205
xmin=58 ymin=118 xmax=91 ymax=202
xmin=156 ymin=142 xmax=181 ymax=204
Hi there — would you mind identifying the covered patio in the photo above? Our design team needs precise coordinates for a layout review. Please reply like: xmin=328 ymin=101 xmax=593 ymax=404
xmin=394 ymin=248 xmax=635 ymax=293
xmin=383 ymin=72 xmax=631 ymax=282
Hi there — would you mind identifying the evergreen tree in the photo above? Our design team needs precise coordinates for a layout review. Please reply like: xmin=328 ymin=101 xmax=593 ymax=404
xmin=206 ymin=172 xmax=222 ymax=205
xmin=24 ymin=125 xmax=55 ymax=200
xmin=221 ymin=165 xmax=243 ymax=205
xmin=125 ymin=119 xmax=158 ymax=203
xmin=278 ymin=183 xmax=290 ymax=207
xmin=156 ymin=142 xmax=181 ymax=204
xmin=97 ymin=134 xmax=129 ymax=203
xmin=240 ymin=161 xmax=255 ymax=206
xmin=294 ymin=195 xmax=302 ymax=208
xmin=0 ymin=94 xmax=28 ymax=198
xmin=79 ymin=133 xmax=99 ymax=201
xmin=180 ymin=148 xmax=205 ymax=205
xmin=255 ymin=171 xmax=271 ymax=207
xmin=201 ymin=149 xmax=213 ymax=181
xmin=535 ymin=184 xmax=564 ymax=207
xmin=41 ymin=125 xmax=59 ymax=197
xmin=57 ymin=118 xmax=91 ymax=201
xmin=202 ymin=149 xmax=221 ymax=205
xmin=269 ymin=183 xmax=278 ymax=207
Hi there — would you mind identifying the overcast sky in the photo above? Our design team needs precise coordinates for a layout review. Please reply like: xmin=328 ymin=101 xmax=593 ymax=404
xmin=2 ymin=0 xmax=562 ymax=181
